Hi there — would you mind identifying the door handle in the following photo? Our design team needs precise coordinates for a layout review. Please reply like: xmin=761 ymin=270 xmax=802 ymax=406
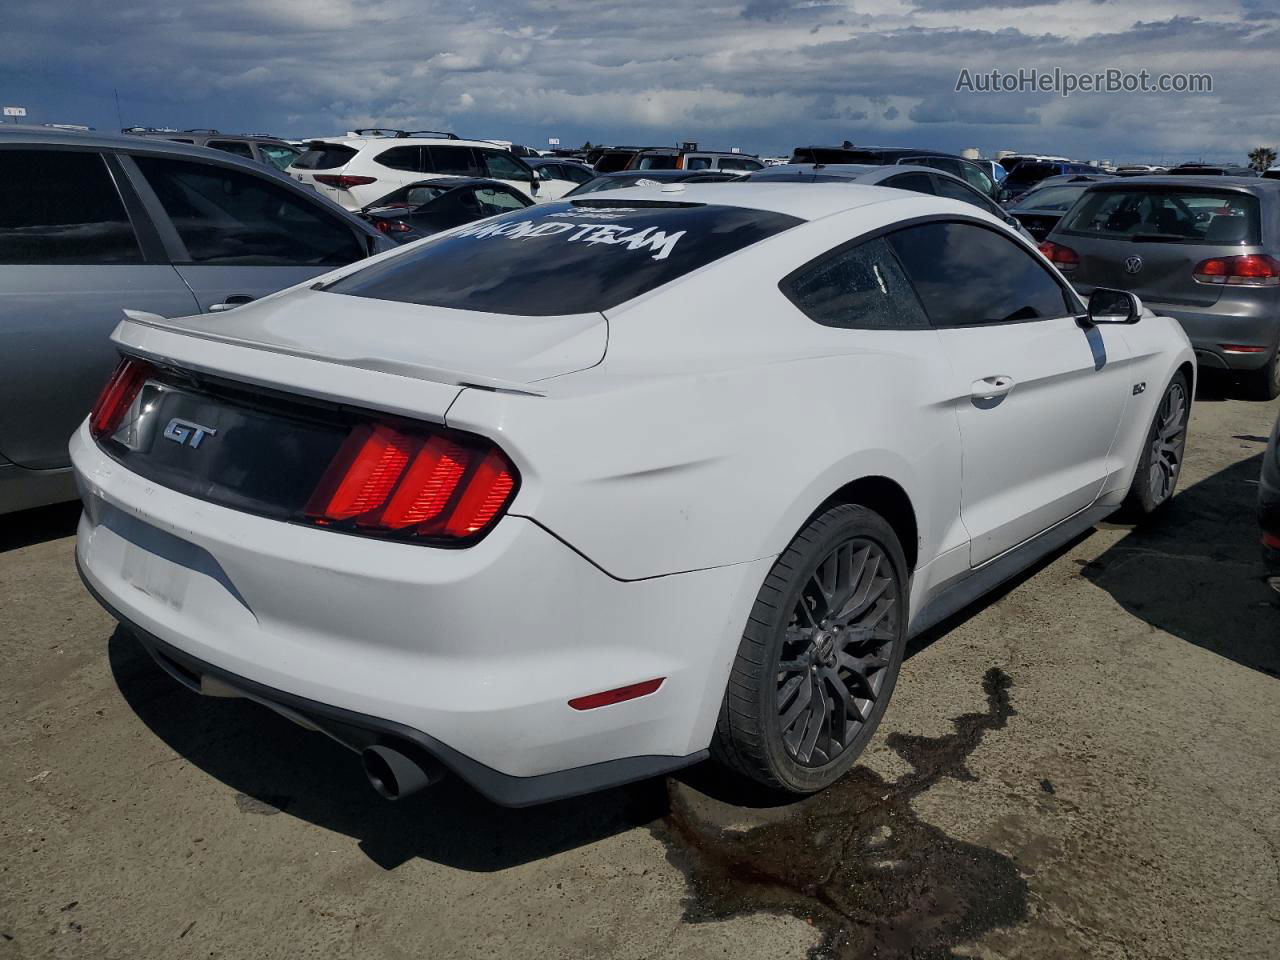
xmin=971 ymin=375 xmax=1015 ymax=400
xmin=209 ymin=295 xmax=255 ymax=313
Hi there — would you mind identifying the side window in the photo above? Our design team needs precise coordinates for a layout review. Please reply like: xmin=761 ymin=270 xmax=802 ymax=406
xmin=426 ymin=146 xmax=483 ymax=176
xmin=686 ymin=156 xmax=713 ymax=170
xmin=207 ymin=140 xmax=255 ymax=159
xmin=933 ymin=176 xmax=992 ymax=212
xmin=958 ymin=162 xmax=995 ymax=196
xmin=479 ymin=150 xmax=530 ymax=182
xmin=260 ymin=144 xmax=300 ymax=171
xmin=783 ymin=236 xmax=930 ymax=331
xmin=376 ymin=146 xmax=423 ymax=172
xmin=883 ymin=172 xmax=935 ymax=195
xmin=887 ymin=221 xmax=1073 ymax=326
xmin=561 ymin=164 xmax=592 ymax=184
xmin=133 ymin=156 xmax=365 ymax=267
xmin=0 ymin=149 xmax=142 ymax=264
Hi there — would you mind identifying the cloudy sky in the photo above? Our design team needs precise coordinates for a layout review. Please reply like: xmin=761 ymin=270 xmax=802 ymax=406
xmin=3 ymin=0 xmax=1277 ymax=163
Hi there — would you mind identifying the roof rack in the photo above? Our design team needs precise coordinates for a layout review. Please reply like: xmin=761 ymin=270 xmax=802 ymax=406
xmin=399 ymin=129 xmax=460 ymax=140
xmin=351 ymin=128 xmax=404 ymax=138
xmin=183 ymin=128 xmax=220 ymax=134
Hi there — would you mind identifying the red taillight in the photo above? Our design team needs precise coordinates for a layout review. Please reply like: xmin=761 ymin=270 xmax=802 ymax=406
xmin=568 ymin=678 xmax=665 ymax=711
xmin=304 ymin=422 xmax=518 ymax=543
xmin=90 ymin=357 xmax=152 ymax=439
xmin=1193 ymin=254 xmax=1280 ymax=286
xmin=374 ymin=219 xmax=412 ymax=233
xmin=1038 ymin=240 xmax=1079 ymax=272
xmin=314 ymin=174 xmax=378 ymax=189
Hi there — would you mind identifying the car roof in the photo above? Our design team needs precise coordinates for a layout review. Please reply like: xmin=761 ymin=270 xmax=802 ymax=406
xmin=569 ymin=181 xmax=954 ymax=221
xmin=306 ymin=134 xmax=512 ymax=150
xmin=397 ymin=177 xmax=513 ymax=190
xmin=0 ymin=124 xmax=295 ymax=167
xmin=1083 ymin=175 xmax=1280 ymax=195
xmin=591 ymin=168 xmax=731 ymax=180
xmin=748 ymin=163 xmax=960 ymax=184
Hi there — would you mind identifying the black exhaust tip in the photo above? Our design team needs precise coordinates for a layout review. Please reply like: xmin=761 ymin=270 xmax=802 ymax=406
xmin=361 ymin=743 xmax=445 ymax=800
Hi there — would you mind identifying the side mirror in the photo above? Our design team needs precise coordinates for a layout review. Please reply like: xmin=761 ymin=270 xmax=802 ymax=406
xmin=1088 ymin=288 xmax=1142 ymax=324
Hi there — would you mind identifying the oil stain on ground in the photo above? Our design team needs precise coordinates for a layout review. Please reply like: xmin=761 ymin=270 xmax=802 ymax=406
xmin=654 ymin=667 xmax=1027 ymax=959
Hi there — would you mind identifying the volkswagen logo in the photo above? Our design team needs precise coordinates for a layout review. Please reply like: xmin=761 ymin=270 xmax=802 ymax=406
xmin=1124 ymin=256 xmax=1144 ymax=275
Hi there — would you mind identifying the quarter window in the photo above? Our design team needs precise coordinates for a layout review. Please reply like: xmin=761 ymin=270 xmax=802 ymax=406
xmin=887 ymin=221 xmax=1074 ymax=326
xmin=0 ymin=150 xmax=142 ymax=264
xmin=784 ymin=236 xmax=930 ymax=330
xmin=134 ymin=156 xmax=365 ymax=266
xmin=376 ymin=146 xmax=423 ymax=172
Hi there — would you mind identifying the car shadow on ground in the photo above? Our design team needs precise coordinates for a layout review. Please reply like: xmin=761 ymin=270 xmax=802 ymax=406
xmin=1080 ymin=451 xmax=1279 ymax=678
xmin=106 ymin=628 xmax=670 ymax=872
xmin=1 ymin=501 xmax=81 ymax=553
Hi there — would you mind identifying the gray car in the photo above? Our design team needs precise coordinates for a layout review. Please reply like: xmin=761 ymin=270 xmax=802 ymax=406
xmin=1041 ymin=177 xmax=1280 ymax=398
xmin=122 ymin=127 xmax=302 ymax=172
xmin=0 ymin=126 xmax=391 ymax=514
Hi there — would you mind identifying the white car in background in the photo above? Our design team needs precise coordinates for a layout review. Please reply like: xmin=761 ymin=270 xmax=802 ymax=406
xmin=523 ymin=157 xmax=596 ymax=201
xmin=287 ymin=129 xmax=540 ymax=210
xmin=74 ymin=184 xmax=1194 ymax=806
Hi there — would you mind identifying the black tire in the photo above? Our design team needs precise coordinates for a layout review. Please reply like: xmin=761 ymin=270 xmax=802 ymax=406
xmin=712 ymin=503 xmax=908 ymax=794
xmin=1120 ymin=369 xmax=1190 ymax=517
xmin=1242 ymin=351 xmax=1280 ymax=401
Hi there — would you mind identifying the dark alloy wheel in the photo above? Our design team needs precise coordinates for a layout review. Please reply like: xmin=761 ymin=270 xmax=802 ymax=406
xmin=712 ymin=503 xmax=908 ymax=793
xmin=1122 ymin=369 xmax=1191 ymax=518
xmin=776 ymin=538 xmax=898 ymax=767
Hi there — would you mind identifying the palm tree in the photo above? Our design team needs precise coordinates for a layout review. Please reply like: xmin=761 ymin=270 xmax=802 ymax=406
xmin=1248 ymin=146 xmax=1277 ymax=171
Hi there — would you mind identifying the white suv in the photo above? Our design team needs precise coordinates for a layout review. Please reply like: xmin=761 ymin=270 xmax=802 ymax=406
xmin=287 ymin=130 xmax=540 ymax=211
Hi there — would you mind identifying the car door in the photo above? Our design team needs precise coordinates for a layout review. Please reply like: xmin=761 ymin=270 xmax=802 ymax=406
xmin=0 ymin=147 xmax=200 ymax=470
xmin=120 ymin=153 xmax=371 ymax=312
xmin=887 ymin=219 xmax=1132 ymax=566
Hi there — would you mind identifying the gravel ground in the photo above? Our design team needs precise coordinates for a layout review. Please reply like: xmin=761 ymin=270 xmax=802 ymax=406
xmin=2 ymin=379 xmax=1278 ymax=959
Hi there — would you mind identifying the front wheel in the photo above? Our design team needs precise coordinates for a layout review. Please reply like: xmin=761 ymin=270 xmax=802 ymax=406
xmin=1121 ymin=369 xmax=1190 ymax=517
xmin=712 ymin=504 xmax=908 ymax=794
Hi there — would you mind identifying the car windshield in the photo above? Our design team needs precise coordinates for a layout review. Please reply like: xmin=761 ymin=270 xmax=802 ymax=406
xmin=326 ymin=199 xmax=803 ymax=316
xmin=1012 ymin=185 xmax=1088 ymax=212
xmin=1058 ymin=188 xmax=1261 ymax=244
xmin=567 ymin=175 xmax=664 ymax=195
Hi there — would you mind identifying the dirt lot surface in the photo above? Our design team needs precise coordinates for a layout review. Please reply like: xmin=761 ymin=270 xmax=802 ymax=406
xmin=2 ymin=381 xmax=1278 ymax=959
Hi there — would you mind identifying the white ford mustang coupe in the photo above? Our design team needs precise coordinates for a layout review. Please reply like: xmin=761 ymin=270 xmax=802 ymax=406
xmin=72 ymin=184 xmax=1194 ymax=805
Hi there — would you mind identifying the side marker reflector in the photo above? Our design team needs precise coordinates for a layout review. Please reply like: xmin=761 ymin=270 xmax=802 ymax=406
xmin=569 ymin=678 xmax=664 ymax=711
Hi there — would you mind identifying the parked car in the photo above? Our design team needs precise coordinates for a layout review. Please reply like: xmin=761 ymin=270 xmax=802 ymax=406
xmin=629 ymin=148 xmax=765 ymax=174
xmin=1005 ymin=175 xmax=1115 ymax=241
xmin=122 ymin=127 xmax=301 ymax=172
xmin=587 ymin=146 xmax=656 ymax=172
xmin=1116 ymin=164 xmax=1169 ymax=177
xmin=359 ymin=178 xmax=533 ymax=242
xmin=998 ymin=154 xmax=1070 ymax=173
xmin=1040 ymin=177 xmax=1280 ymax=397
xmin=1266 ymin=165 xmax=1280 ymax=181
xmin=287 ymin=130 xmax=539 ymax=210
xmin=1258 ymin=410 xmax=1280 ymax=580
xmin=522 ymin=157 xmax=596 ymax=200
xmin=1168 ymin=163 xmax=1259 ymax=178
xmin=749 ymin=163 xmax=1032 ymax=239
xmin=565 ymin=169 xmax=741 ymax=196
xmin=790 ymin=143 xmax=999 ymax=198
xmin=0 ymin=126 xmax=390 ymax=514
xmin=73 ymin=183 xmax=1192 ymax=806
xmin=999 ymin=160 xmax=1109 ymax=205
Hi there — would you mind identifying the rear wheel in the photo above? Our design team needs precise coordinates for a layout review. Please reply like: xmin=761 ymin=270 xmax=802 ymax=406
xmin=1242 ymin=350 xmax=1280 ymax=401
xmin=1122 ymin=370 xmax=1190 ymax=517
xmin=712 ymin=504 xmax=908 ymax=794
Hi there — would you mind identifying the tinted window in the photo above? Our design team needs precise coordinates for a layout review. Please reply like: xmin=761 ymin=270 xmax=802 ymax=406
xmin=883 ymin=172 xmax=935 ymax=195
xmin=1011 ymin=185 xmax=1087 ymax=212
xmin=958 ymin=162 xmax=995 ymax=195
xmin=327 ymin=200 xmax=802 ymax=316
xmin=636 ymin=154 xmax=680 ymax=170
xmin=1057 ymin=188 xmax=1261 ymax=244
xmin=473 ymin=187 xmax=530 ymax=215
xmin=1004 ymin=162 xmax=1059 ymax=187
xmin=594 ymin=151 xmax=635 ymax=173
xmin=686 ymin=156 xmax=713 ymax=170
xmin=377 ymin=146 xmax=423 ymax=172
xmin=0 ymin=149 xmax=141 ymax=264
xmin=887 ymin=221 xmax=1072 ymax=326
xmin=293 ymin=144 xmax=357 ymax=170
xmin=558 ymin=163 xmax=592 ymax=184
xmin=208 ymin=140 xmax=254 ymax=159
xmin=718 ymin=157 xmax=762 ymax=172
xmin=135 ymin=156 xmax=365 ymax=266
xmin=784 ymin=236 xmax=929 ymax=330
xmin=480 ymin=150 xmax=530 ymax=182
xmin=427 ymin=146 xmax=482 ymax=177
xmin=933 ymin=175 xmax=997 ymax=213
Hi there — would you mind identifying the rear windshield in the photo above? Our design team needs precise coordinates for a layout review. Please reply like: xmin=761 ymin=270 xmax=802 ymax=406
xmin=594 ymin=151 xmax=637 ymax=173
xmin=1058 ymin=188 xmax=1261 ymax=245
xmin=1004 ymin=162 xmax=1059 ymax=186
xmin=327 ymin=199 xmax=803 ymax=316
xmin=292 ymin=144 xmax=358 ymax=170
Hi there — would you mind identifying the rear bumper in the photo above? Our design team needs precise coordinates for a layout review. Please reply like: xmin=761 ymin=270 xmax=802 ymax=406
xmin=0 ymin=459 xmax=77 ymax=515
xmin=71 ymin=422 xmax=768 ymax=799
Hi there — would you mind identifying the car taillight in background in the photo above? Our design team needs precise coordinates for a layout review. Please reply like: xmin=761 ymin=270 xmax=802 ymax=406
xmin=1038 ymin=240 xmax=1079 ymax=274
xmin=373 ymin=219 xmax=412 ymax=234
xmin=313 ymin=174 xmax=378 ymax=189
xmin=304 ymin=422 xmax=518 ymax=543
xmin=90 ymin=357 xmax=154 ymax=439
xmin=1192 ymin=254 xmax=1280 ymax=287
